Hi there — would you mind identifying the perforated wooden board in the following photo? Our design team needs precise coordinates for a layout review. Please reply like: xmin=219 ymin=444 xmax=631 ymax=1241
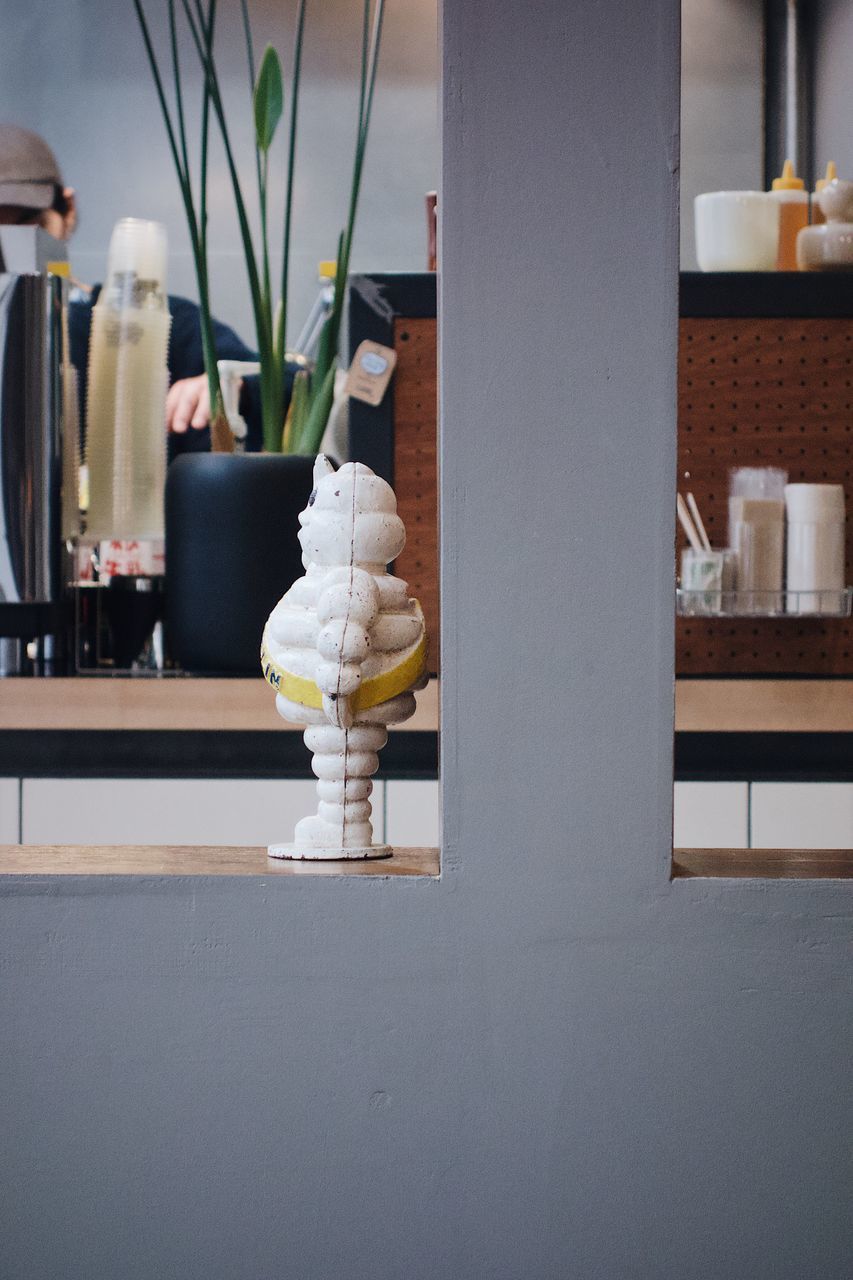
xmin=678 ymin=317 xmax=853 ymax=675
xmin=392 ymin=317 xmax=439 ymax=672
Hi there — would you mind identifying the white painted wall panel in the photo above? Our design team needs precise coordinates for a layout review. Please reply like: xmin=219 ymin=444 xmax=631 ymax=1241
xmin=680 ymin=0 xmax=764 ymax=269
xmin=673 ymin=781 xmax=749 ymax=848
xmin=385 ymin=780 xmax=439 ymax=848
xmin=0 ymin=777 xmax=20 ymax=844
xmin=751 ymin=783 xmax=853 ymax=850
xmin=21 ymin=777 xmax=384 ymax=847
xmin=814 ymin=1 xmax=853 ymax=185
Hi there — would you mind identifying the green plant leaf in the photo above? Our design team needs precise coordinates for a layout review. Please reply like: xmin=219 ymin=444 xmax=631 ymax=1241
xmin=298 ymin=361 xmax=337 ymax=456
xmin=254 ymin=44 xmax=283 ymax=152
xmin=285 ymin=367 xmax=311 ymax=454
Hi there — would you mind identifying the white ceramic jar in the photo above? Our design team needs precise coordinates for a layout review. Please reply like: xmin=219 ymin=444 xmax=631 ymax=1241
xmin=784 ymin=484 xmax=846 ymax=614
xmin=694 ymin=191 xmax=779 ymax=272
xmin=796 ymin=179 xmax=853 ymax=272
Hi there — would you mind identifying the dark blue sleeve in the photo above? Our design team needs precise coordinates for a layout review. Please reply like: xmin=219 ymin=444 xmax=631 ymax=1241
xmin=165 ymin=293 xmax=257 ymax=381
xmin=165 ymin=295 xmax=258 ymax=458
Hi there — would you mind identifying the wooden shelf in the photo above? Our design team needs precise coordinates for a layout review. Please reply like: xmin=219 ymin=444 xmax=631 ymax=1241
xmin=0 ymin=844 xmax=440 ymax=878
xmin=1 ymin=844 xmax=846 ymax=882
xmin=673 ymin=847 xmax=853 ymax=879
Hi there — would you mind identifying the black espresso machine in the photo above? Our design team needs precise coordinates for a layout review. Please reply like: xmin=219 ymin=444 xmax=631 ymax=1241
xmin=0 ymin=228 xmax=73 ymax=675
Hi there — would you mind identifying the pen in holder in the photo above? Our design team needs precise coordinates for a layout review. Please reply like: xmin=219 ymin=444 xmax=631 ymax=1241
xmin=677 ymin=490 xmax=735 ymax=615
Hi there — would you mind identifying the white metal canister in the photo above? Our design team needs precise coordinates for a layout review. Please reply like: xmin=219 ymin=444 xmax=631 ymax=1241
xmin=784 ymin=483 xmax=846 ymax=614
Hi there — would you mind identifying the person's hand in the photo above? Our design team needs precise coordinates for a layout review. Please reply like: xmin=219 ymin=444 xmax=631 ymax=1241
xmin=166 ymin=374 xmax=211 ymax=433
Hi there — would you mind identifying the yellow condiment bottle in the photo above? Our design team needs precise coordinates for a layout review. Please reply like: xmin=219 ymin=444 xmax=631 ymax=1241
xmin=811 ymin=161 xmax=838 ymax=227
xmin=771 ymin=159 xmax=808 ymax=270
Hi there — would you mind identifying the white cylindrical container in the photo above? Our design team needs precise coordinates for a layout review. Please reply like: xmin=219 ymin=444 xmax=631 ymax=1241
xmin=784 ymin=484 xmax=846 ymax=614
xmin=694 ymin=191 xmax=779 ymax=272
xmin=85 ymin=218 xmax=170 ymax=540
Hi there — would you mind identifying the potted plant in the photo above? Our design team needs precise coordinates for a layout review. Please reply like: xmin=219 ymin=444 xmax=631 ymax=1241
xmin=132 ymin=0 xmax=384 ymax=671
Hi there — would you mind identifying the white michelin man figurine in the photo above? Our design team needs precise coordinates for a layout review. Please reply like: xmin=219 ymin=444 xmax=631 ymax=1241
xmin=261 ymin=456 xmax=427 ymax=858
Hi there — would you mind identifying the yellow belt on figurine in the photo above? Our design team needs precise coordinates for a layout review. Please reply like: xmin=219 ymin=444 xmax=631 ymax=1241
xmin=261 ymin=623 xmax=426 ymax=713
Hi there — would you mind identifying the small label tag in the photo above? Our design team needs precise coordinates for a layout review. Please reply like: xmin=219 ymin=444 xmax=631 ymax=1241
xmin=345 ymin=340 xmax=397 ymax=407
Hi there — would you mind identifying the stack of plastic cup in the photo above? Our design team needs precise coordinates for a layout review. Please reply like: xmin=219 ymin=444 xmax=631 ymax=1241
xmin=728 ymin=467 xmax=787 ymax=614
xmin=85 ymin=218 xmax=171 ymax=540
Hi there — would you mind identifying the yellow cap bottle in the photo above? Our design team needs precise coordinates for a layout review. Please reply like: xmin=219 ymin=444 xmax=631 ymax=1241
xmin=812 ymin=162 xmax=838 ymax=227
xmin=770 ymin=159 xmax=808 ymax=270
xmin=772 ymin=158 xmax=806 ymax=192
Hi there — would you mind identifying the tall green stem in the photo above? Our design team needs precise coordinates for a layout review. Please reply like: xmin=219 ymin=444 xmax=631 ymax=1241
xmin=136 ymin=0 xmax=384 ymax=456
xmin=180 ymin=0 xmax=282 ymax=449
xmin=278 ymin=0 xmax=307 ymax=371
xmin=295 ymin=0 xmax=385 ymax=455
xmin=134 ymin=0 xmax=224 ymax=424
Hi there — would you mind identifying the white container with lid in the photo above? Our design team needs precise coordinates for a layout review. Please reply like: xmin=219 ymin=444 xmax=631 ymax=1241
xmin=784 ymin=484 xmax=846 ymax=614
xmin=797 ymin=178 xmax=853 ymax=272
xmin=694 ymin=191 xmax=779 ymax=272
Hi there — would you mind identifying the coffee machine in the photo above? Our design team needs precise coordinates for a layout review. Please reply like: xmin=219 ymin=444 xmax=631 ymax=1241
xmin=0 ymin=231 xmax=74 ymax=675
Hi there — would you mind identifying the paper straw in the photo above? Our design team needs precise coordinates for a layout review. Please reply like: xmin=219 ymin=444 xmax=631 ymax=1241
xmin=686 ymin=492 xmax=711 ymax=551
xmin=676 ymin=493 xmax=703 ymax=552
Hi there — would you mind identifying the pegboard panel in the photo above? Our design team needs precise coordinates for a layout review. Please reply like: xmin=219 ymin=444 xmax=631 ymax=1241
xmin=677 ymin=317 xmax=853 ymax=674
xmin=392 ymin=317 xmax=439 ymax=673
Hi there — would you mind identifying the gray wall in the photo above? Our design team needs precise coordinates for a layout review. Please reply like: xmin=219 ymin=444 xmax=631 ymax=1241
xmin=1 ymin=3 xmax=852 ymax=1278
xmin=0 ymin=0 xmax=438 ymax=346
xmin=814 ymin=0 xmax=853 ymax=180
xmin=680 ymin=0 xmax=764 ymax=267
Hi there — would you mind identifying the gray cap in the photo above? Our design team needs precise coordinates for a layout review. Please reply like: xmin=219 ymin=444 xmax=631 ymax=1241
xmin=0 ymin=124 xmax=62 ymax=210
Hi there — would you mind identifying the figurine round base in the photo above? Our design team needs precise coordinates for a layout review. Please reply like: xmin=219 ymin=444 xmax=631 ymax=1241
xmin=267 ymin=843 xmax=392 ymax=861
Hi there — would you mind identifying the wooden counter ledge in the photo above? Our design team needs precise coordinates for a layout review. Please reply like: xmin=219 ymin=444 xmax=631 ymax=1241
xmin=0 ymin=676 xmax=439 ymax=733
xmin=0 ymin=845 xmax=440 ymax=878
xmin=673 ymin=847 xmax=853 ymax=879
xmin=675 ymin=680 xmax=853 ymax=734
xmin=3 ymin=678 xmax=852 ymax=735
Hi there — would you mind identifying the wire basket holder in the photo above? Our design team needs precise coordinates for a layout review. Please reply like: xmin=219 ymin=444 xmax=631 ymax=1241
xmin=676 ymin=586 xmax=853 ymax=619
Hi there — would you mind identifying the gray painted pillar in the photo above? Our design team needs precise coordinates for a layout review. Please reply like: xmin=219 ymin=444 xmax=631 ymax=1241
xmin=0 ymin=3 xmax=850 ymax=1278
xmin=441 ymin=0 xmax=679 ymax=884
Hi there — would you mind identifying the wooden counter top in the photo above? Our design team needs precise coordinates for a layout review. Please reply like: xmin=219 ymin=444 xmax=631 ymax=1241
xmin=0 ymin=844 xmax=440 ymax=877
xmin=1 ymin=677 xmax=851 ymax=734
xmin=674 ymin=679 xmax=853 ymax=733
xmin=0 ymin=675 xmax=439 ymax=733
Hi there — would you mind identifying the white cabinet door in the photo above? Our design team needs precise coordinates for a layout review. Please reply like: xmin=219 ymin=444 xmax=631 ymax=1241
xmin=750 ymin=783 xmax=853 ymax=849
xmin=385 ymin=780 xmax=439 ymax=847
xmin=673 ymin=782 xmax=749 ymax=848
xmin=21 ymin=777 xmax=381 ymax=847
xmin=0 ymin=777 xmax=20 ymax=843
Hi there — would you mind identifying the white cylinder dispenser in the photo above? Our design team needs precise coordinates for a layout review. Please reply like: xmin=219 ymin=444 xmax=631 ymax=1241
xmin=784 ymin=484 xmax=846 ymax=614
